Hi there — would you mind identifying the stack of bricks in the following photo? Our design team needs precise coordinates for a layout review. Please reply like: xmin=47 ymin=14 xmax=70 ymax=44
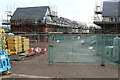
xmin=7 ymin=36 xmax=22 ymax=54
xmin=22 ymin=37 xmax=30 ymax=51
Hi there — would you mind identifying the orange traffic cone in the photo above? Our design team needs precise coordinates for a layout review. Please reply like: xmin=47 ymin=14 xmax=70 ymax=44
xmin=43 ymin=47 xmax=47 ymax=54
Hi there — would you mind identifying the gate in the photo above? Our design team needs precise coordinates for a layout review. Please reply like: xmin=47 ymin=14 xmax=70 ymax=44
xmin=48 ymin=34 xmax=120 ymax=65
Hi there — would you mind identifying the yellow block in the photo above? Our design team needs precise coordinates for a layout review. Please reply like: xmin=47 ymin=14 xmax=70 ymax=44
xmin=6 ymin=49 xmax=17 ymax=55
xmin=23 ymin=46 xmax=29 ymax=48
xmin=22 ymin=37 xmax=26 ymax=39
xmin=8 ymin=46 xmax=22 ymax=49
xmin=8 ymin=43 xmax=22 ymax=45
xmin=22 ymin=42 xmax=29 ymax=45
xmin=8 ymin=36 xmax=18 ymax=39
xmin=9 ymin=48 xmax=22 ymax=50
xmin=8 ymin=36 xmax=22 ymax=40
xmin=8 ymin=44 xmax=19 ymax=46
xmin=9 ymin=49 xmax=22 ymax=52
xmin=7 ymin=39 xmax=20 ymax=41
xmin=23 ymin=47 xmax=29 ymax=51
xmin=23 ymin=48 xmax=29 ymax=51
xmin=11 ymin=51 xmax=18 ymax=55
xmin=22 ymin=39 xmax=29 ymax=42
xmin=9 ymin=48 xmax=19 ymax=50
xmin=9 ymin=43 xmax=22 ymax=45
xmin=8 ymin=41 xmax=22 ymax=43
xmin=22 ymin=44 xmax=29 ymax=47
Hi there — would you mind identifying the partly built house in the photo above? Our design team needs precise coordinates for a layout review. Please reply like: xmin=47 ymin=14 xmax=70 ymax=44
xmin=94 ymin=1 xmax=120 ymax=34
xmin=3 ymin=6 xmax=81 ymax=34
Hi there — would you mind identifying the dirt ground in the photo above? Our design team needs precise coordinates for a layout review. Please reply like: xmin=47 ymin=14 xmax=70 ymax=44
xmin=2 ymin=53 xmax=118 ymax=78
xmin=1 ymin=39 xmax=119 ymax=79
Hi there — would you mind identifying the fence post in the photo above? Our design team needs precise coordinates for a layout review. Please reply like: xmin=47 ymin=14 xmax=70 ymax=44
xmin=101 ymin=34 xmax=105 ymax=66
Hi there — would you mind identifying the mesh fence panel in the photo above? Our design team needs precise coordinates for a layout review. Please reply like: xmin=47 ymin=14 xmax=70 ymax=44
xmin=9 ymin=34 xmax=120 ymax=64
xmin=96 ymin=34 xmax=120 ymax=65
xmin=49 ymin=34 xmax=100 ymax=63
xmin=48 ymin=34 xmax=120 ymax=65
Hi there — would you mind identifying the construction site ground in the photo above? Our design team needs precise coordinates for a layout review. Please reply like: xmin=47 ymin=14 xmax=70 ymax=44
xmin=1 ymin=53 xmax=118 ymax=79
xmin=1 ymin=38 xmax=119 ymax=79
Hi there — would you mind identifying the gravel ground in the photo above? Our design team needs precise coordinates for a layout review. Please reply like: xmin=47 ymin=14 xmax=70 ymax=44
xmin=3 ymin=38 xmax=119 ymax=79
xmin=6 ymin=54 xmax=118 ymax=78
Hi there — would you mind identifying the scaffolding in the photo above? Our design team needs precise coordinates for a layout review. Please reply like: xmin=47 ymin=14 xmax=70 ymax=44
xmin=1 ymin=5 xmax=120 ymax=65
xmin=94 ymin=1 xmax=120 ymax=34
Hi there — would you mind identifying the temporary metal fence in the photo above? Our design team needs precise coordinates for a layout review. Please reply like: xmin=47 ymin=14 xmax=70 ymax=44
xmin=8 ymin=33 xmax=120 ymax=64
xmin=48 ymin=34 xmax=120 ymax=65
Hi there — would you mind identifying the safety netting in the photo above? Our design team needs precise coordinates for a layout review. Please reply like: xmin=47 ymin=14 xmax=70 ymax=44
xmin=48 ymin=34 xmax=120 ymax=65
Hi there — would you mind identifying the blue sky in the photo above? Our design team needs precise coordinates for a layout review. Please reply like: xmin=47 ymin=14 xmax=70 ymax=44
xmin=0 ymin=0 xmax=103 ymax=24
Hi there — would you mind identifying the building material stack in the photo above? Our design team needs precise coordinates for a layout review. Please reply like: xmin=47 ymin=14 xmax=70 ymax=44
xmin=0 ymin=29 xmax=5 ymax=51
xmin=2 ymin=36 xmax=7 ymax=50
xmin=7 ymin=36 xmax=22 ymax=54
xmin=22 ymin=37 xmax=30 ymax=51
xmin=0 ymin=38 xmax=2 ymax=51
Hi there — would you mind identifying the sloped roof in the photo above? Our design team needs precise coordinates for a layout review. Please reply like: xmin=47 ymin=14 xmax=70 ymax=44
xmin=11 ymin=6 xmax=49 ymax=20
xmin=102 ymin=1 xmax=118 ymax=16
xmin=52 ymin=17 xmax=70 ymax=25
xmin=60 ymin=17 xmax=74 ymax=25
xmin=52 ymin=17 xmax=61 ymax=23
xmin=60 ymin=17 xmax=79 ymax=26
xmin=51 ymin=17 xmax=79 ymax=27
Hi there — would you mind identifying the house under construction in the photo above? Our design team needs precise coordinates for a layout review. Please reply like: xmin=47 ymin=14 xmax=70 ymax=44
xmin=94 ymin=1 xmax=120 ymax=34
xmin=2 ymin=6 xmax=81 ymax=34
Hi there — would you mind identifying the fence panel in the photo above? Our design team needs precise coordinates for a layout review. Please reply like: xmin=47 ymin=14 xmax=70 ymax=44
xmin=48 ymin=34 xmax=120 ymax=65
xmin=48 ymin=34 xmax=101 ymax=63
